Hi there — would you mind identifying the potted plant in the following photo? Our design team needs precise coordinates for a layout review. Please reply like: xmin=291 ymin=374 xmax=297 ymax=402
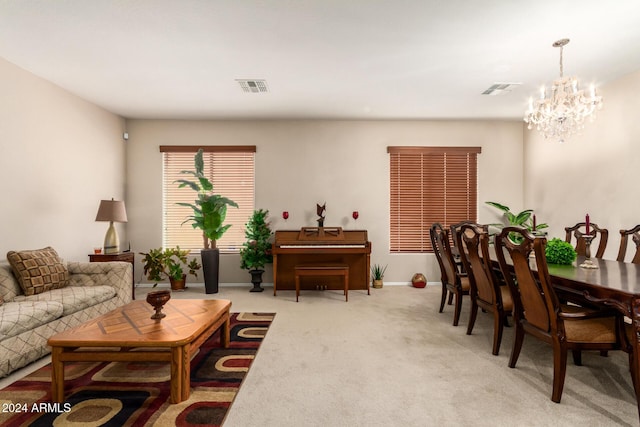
xmin=371 ymin=264 xmax=387 ymax=289
xmin=486 ymin=201 xmax=548 ymax=243
xmin=175 ymin=148 xmax=238 ymax=294
xmin=240 ymin=209 xmax=273 ymax=292
xmin=545 ymin=238 xmax=577 ymax=265
xmin=139 ymin=247 xmax=201 ymax=291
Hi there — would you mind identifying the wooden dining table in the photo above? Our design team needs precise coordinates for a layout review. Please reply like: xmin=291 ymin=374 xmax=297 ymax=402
xmin=492 ymin=251 xmax=640 ymax=419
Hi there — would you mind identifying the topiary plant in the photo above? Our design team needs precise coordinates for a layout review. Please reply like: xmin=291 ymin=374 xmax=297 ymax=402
xmin=545 ymin=238 xmax=577 ymax=265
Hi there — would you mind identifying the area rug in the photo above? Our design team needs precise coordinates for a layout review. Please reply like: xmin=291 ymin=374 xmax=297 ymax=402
xmin=0 ymin=312 xmax=275 ymax=427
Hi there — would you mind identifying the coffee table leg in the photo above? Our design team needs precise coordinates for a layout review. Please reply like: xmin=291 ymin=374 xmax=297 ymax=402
xmin=51 ymin=347 xmax=64 ymax=403
xmin=170 ymin=346 xmax=185 ymax=403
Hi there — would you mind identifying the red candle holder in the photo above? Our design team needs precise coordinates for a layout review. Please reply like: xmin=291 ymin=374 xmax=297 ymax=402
xmin=352 ymin=211 xmax=359 ymax=220
xmin=282 ymin=211 xmax=289 ymax=220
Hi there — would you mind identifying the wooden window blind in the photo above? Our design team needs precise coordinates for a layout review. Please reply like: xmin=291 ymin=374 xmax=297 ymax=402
xmin=160 ymin=145 xmax=256 ymax=254
xmin=388 ymin=146 xmax=481 ymax=253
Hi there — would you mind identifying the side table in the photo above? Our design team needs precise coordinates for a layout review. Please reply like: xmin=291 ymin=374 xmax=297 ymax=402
xmin=89 ymin=252 xmax=135 ymax=300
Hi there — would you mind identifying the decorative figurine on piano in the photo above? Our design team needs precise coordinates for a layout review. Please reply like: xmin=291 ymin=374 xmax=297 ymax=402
xmin=317 ymin=203 xmax=326 ymax=227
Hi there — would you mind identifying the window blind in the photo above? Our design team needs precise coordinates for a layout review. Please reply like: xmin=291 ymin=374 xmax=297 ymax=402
xmin=160 ymin=146 xmax=256 ymax=253
xmin=388 ymin=146 xmax=481 ymax=253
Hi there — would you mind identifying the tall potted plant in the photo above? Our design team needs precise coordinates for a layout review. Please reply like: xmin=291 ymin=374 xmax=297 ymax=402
xmin=176 ymin=149 xmax=238 ymax=294
xmin=240 ymin=209 xmax=273 ymax=292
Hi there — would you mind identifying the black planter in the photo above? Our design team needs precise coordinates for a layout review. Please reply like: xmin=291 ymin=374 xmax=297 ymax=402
xmin=249 ymin=269 xmax=265 ymax=292
xmin=201 ymin=248 xmax=220 ymax=294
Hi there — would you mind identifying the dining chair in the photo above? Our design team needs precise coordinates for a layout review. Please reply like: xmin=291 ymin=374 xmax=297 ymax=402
xmin=430 ymin=223 xmax=450 ymax=313
xmin=565 ymin=222 xmax=608 ymax=259
xmin=617 ymin=225 xmax=640 ymax=264
xmin=456 ymin=223 xmax=513 ymax=355
xmin=449 ymin=220 xmax=475 ymax=273
xmin=494 ymin=226 xmax=627 ymax=403
xmin=430 ymin=223 xmax=470 ymax=326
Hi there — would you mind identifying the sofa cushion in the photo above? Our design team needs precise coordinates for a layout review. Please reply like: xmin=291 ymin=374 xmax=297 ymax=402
xmin=0 ymin=301 xmax=64 ymax=341
xmin=0 ymin=263 xmax=23 ymax=301
xmin=11 ymin=285 xmax=116 ymax=317
xmin=6 ymin=247 xmax=69 ymax=296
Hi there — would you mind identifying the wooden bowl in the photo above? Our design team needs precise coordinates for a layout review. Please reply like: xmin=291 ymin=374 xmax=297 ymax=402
xmin=146 ymin=290 xmax=171 ymax=319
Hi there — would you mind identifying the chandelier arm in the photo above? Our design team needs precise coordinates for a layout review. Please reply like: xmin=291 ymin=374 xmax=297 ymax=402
xmin=559 ymin=45 xmax=564 ymax=78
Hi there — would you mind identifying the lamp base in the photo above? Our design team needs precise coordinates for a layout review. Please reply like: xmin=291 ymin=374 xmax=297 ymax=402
xmin=104 ymin=221 xmax=120 ymax=254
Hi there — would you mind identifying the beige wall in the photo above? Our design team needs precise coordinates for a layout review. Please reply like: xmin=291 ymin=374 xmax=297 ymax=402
xmin=126 ymin=119 xmax=524 ymax=284
xmin=0 ymin=57 xmax=127 ymax=261
xmin=524 ymin=70 xmax=640 ymax=261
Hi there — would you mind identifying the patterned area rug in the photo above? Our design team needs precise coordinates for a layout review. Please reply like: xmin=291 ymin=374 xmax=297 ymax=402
xmin=0 ymin=312 xmax=274 ymax=426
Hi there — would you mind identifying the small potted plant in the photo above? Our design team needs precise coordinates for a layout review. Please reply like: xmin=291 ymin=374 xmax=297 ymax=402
xmin=139 ymin=247 xmax=201 ymax=291
xmin=545 ymin=238 xmax=577 ymax=265
xmin=240 ymin=209 xmax=273 ymax=292
xmin=371 ymin=264 xmax=387 ymax=289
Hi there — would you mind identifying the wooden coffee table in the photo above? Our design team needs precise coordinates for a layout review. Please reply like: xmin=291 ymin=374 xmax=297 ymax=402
xmin=47 ymin=298 xmax=231 ymax=404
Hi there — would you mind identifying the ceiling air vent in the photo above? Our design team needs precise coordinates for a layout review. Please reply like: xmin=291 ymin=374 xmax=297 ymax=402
xmin=236 ymin=79 xmax=269 ymax=93
xmin=482 ymin=82 xmax=521 ymax=96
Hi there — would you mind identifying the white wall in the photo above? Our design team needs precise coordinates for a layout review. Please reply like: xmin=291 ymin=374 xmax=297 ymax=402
xmin=524 ymin=70 xmax=640 ymax=261
xmin=125 ymin=119 xmax=524 ymax=285
xmin=0 ymin=57 xmax=127 ymax=261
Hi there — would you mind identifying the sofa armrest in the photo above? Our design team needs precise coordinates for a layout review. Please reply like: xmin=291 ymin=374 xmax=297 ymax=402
xmin=66 ymin=261 xmax=132 ymax=305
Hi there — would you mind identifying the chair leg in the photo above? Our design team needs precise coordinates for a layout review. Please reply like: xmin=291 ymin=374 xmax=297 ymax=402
xmin=572 ymin=349 xmax=582 ymax=366
xmin=492 ymin=312 xmax=504 ymax=356
xmin=466 ymin=300 xmax=478 ymax=335
xmin=509 ymin=323 xmax=525 ymax=368
xmin=439 ymin=285 xmax=447 ymax=313
xmin=453 ymin=292 xmax=462 ymax=326
xmin=448 ymin=291 xmax=454 ymax=305
xmin=552 ymin=345 xmax=568 ymax=403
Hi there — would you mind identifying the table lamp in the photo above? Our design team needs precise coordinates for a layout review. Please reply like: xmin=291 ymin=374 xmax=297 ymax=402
xmin=95 ymin=198 xmax=128 ymax=254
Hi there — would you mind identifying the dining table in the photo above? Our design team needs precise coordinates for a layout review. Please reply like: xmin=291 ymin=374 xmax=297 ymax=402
xmin=492 ymin=251 xmax=640 ymax=419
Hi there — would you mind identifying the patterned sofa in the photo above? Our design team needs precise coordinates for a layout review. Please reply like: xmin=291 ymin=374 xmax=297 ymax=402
xmin=0 ymin=257 xmax=132 ymax=378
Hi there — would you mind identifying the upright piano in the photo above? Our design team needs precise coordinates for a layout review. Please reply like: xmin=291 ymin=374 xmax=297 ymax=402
xmin=272 ymin=227 xmax=372 ymax=294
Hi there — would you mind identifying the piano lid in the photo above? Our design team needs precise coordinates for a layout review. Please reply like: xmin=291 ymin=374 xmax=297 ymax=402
xmin=274 ymin=227 xmax=369 ymax=246
xmin=298 ymin=227 xmax=344 ymax=241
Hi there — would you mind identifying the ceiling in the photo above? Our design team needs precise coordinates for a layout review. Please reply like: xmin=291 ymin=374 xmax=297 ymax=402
xmin=2 ymin=0 xmax=640 ymax=120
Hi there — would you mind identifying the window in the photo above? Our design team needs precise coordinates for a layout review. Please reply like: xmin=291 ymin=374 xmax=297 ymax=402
xmin=160 ymin=145 xmax=256 ymax=253
xmin=388 ymin=146 xmax=481 ymax=253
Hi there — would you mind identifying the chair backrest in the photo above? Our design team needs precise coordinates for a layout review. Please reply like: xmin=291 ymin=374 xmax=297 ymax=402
xmin=431 ymin=223 xmax=459 ymax=287
xmin=617 ymin=225 xmax=640 ymax=264
xmin=430 ymin=223 xmax=449 ymax=285
xmin=449 ymin=220 xmax=475 ymax=255
xmin=565 ymin=222 xmax=608 ymax=259
xmin=495 ymin=227 xmax=558 ymax=334
xmin=457 ymin=224 xmax=498 ymax=306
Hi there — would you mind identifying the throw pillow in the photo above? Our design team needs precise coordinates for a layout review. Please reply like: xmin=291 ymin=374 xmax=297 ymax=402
xmin=6 ymin=247 xmax=69 ymax=296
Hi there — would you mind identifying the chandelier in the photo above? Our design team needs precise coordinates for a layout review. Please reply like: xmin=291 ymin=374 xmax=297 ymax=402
xmin=524 ymin=38 xmax=603 ymax=143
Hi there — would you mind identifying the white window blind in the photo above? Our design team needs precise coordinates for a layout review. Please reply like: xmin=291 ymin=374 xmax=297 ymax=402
xmin=388 ymin=146 xmax=481 ymax=253
xmin=160 ymin=146 xmax=256 ymax=253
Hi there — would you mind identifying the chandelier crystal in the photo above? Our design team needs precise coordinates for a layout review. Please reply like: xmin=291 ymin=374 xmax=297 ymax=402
xmin=524 ymin=38 xmax=603 ymax=143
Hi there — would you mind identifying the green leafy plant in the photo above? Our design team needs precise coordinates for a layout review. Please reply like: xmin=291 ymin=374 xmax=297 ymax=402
xmin=175 ymin=149 xmax=239 ymax=249
xmin=240 ymin=209 xmax=274 ymax=271
xmin=545 ymin=238 xmax=577 ymax=265
xmin=371 ymin=264 xmax=387 ymax=280
xmin=486 ymin=201 xmax=548 ymax=243
xmin=139 ymin=247 xmax=201 ymax=283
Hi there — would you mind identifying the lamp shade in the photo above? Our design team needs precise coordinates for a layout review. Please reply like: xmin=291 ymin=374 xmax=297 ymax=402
xmin=95 ymin=199 xmax=128 ymax=223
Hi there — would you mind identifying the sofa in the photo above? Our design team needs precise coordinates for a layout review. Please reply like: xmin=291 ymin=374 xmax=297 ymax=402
xmin=0 ymin=248 xmax=132 ymax=378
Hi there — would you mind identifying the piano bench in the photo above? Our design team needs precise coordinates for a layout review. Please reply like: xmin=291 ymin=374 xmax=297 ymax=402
xmin=294 ymin=264 xmax=349 ymax=302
